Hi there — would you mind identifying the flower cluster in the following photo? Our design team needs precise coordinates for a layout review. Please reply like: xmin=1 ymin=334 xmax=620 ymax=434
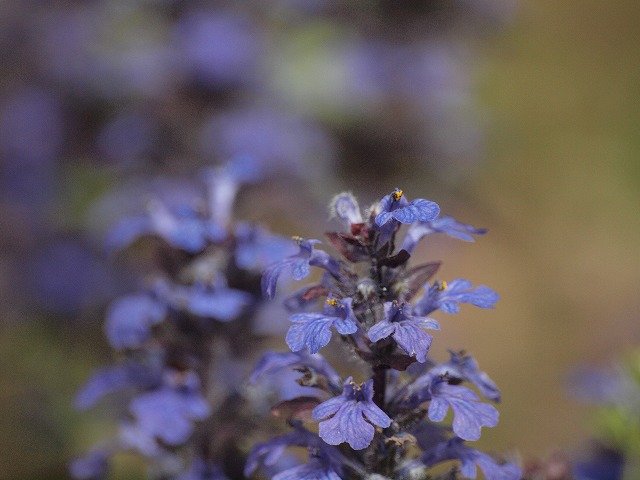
xmin=248 ymin=189 xmax=520 ymax=479
xmin=72 ymin=158 xmax=298 ymax=479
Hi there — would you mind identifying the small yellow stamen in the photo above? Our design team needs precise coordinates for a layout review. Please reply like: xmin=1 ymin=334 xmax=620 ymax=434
xmin=437 ymin=280 xmax=447 ymax=291
xmin=291 ymin=235 xmax=303 ymax=245
xmin=326 ymin=298 xmax=339 ymax=307
xmin=392 ymin=189 xmax=403 ymax=201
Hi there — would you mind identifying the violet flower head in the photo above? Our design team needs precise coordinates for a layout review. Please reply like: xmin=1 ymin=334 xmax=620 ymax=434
xmin=129 ymin=371 xmax=211 ymax=446
xmin=374 ymin=188 xmax=440 ymax=227
xmin=167 ymin=283 xmax=252 ymax=322
xmin=249 ymin=186 xmax=519 ymax=479
xmin=401 ymin=215 xmax=487 ymax=253
xmin=430 ymin=350 xmax=501 ymax=402
xmin=312 ymin=377 xmax=391 ymax=450
xmin=286 ymin=297 xmax=359 ymax=354
xmin=234 ymin=222 xmax=299 ymax=271
xmin=261 ymin=237 xmax=342 ymax=299
xmin=414 ymin=278 xmax=499 ymax=316
xmin=104 ymin=293 xmax=166 ymax=350
xmin=367 ymin=301 xmax=440 ymax=363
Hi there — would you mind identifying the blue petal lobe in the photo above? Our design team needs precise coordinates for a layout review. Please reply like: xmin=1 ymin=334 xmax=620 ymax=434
xmin=105 ymin=294 xmax=166 ymax=350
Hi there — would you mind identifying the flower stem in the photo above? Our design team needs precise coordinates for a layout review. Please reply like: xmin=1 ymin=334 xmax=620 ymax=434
xmin=372 ymin=365 xmax=387 ymax=410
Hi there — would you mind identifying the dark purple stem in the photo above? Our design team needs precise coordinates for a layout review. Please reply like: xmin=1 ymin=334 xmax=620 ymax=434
xmin=372 ymin=365 xmax=387 ymax=410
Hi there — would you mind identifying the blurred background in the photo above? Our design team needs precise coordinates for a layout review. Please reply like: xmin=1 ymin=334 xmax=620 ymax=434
xmin=1 ymin=0 xmax=639 ymax=478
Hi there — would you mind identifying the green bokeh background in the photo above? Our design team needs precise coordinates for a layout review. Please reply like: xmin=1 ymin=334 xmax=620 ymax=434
xmin=1 ymin=1 xmax=640 ymax=478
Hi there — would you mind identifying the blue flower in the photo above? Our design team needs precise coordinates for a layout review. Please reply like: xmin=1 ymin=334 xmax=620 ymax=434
xmin=234 ymin=222 xmax=299 ymax=270
xmin=169 ymin=283 xmax=252 ymax=322
xmin=422 ymin=437 xmax=521 ymax=480
xmin=104 ymin=294 xmax=167 ymax=350
xmin=273 ymin=455 xmax=341 ymax=480
xmin=106 ymin=198 xmax=222 ymax=253
xmin=286 ymin=297 xmax=359 ymax=354
xmin=250 ymin=350 xmax=342 ymax=393
xmin=174 ymin=10 xmax=261 ymax=88
xmin=401 ymin=215 xmax=487 ymax=253
xmin=201 ymin=156 xmax=262 ymax=231
xmin=374 ymin=188 xmax=440 ymax=227
xmin=428 ymin=351 xmax=501 ymax=402
xmin=70 ymin=449 xmax=109 ymax=480
xmin=312 ymin=377 xmax=391 ymax=450
xmin=244 ymin=428 xmax=322 ymax=478
xmin=413 ymin=278 xmax=499 ymax=316
xmin=75 ymin=362 xmax=159 ymax=409
xmin=199 ymin=107 xmax=334 ymax=177
xmin=129 ymin=371 xmax=210 ymax=445
xmin=428 ymin=380 xmax=498 ymax=441
xmin=367 ymin=302 xmax=440 ymax=363
xmin=572 ymin=443 xmax=624 ymax=480
xmin=262 ymin=238 xmax=342 ymax=299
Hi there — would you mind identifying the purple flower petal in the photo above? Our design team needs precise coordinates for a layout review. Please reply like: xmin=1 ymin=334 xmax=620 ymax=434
xmin=428 ymin=383 xmax=498 ymax=441
xmin=104 ymin=294 xmax=166 ymax=350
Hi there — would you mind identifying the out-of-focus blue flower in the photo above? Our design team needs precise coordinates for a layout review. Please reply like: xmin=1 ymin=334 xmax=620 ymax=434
xmin=105 ymin=293 xmax=167 ymax=350
xmin=36 ymin=7 xmax=99 ymax=88
xmin=428 ymin=380 xmax=499 ymax=441
xmin=422 ymin=437 xmax=521 ymax=480
xmin=69 ymin=448 xmax=109 ymax=480
xmin=567 ymin=365 xmax=631 ymax=405
xmin=168 ymin=283 xmax=252 ymax=322
xmin=0 ymin=88 xmax=63 ymax=164
xmin=312 ymin=377 xmax=391 ymax=450
xmin=129 ymin=371 xmax=211 ymax=446
xmin=401 ymin=215 xmax=487 ymax=253
xmin=375 ymin=188 xmax=440 ymax=227
xmin=572 ymin=443 xmax=625 ymax=480
xmin=261 ymin=238 xmax=342 ymax=299
xmin=367 ymin=301 xmax=440 ymax=363
xmin=75 ymin=362 xmax=159 ymax=410
xmin=174 ymin=10 xmax=261 ymax=88
xmin=286 ymin=297 xmax=359 ymax=354
xmin=413 ymin=278 xmax=499 ymax=316
xmin=97 ymin=111 xmax=157 ymax=165
xmin=26 ymin=239 xmax=117 ymax=314
xmin=199 ymin=107 xmax=334 ymax=177
xmin=0 ymin=88 xmax=62 ymax=212
xmin=118 ymin=422 xmax=162 ymax=457
xmin=234 ymin=223 xmax=299 ymax=271
xmin=106 ymin=194 xmax=227 ymax=253
xmin=201 ymin=156 xmax=262 ymax=231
